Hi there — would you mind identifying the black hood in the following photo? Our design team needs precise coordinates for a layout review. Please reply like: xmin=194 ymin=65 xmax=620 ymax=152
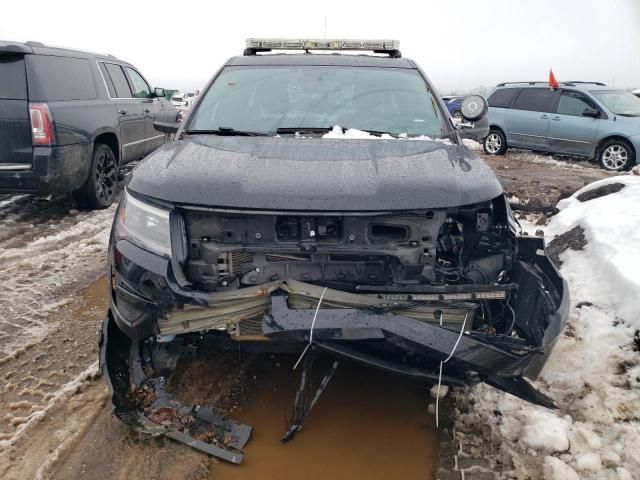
xmin=128 ymin=136 xmax=503 ymax=211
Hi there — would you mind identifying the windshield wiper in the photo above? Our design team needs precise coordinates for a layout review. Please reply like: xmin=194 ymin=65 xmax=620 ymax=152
xmin=185 ymin=127 xmax=268 ymax=136
xmin=276 ymin=127 xmax=333 ymax=134
xmin=277 ymin=126 xmax=397 ymax=137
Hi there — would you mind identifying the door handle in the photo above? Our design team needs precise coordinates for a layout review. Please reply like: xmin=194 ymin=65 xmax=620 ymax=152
xmin=540 ymin=114 xmax=549 ymax=119
xmin=551 ymin=116 xmax=561 ymax=121
xmin=118 ymin=109 xmax=128 ymax=115
xmin=144 ymin=108 xmax=150 ymax=114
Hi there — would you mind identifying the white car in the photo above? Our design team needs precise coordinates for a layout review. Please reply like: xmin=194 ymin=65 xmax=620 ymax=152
xmin=171 ymin=93 xmax=188 ymax=107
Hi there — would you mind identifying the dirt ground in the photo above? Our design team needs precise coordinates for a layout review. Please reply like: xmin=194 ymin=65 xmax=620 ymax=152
xmin=0 ymin=146 xmax=614 ymax=480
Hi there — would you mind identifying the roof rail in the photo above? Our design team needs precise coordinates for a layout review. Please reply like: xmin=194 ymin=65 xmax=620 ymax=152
xmin=23 ymin=40 xmax=116 ymax=58
xmin=496 ymin=81 xmax=548 ymax=86
xmin=244 ymin=38 xmax=401 ymax=58
xmin=564 ymin=81 xmax=606 ymax=86
xmin=497 ymin=80 xmax=607 ymax=87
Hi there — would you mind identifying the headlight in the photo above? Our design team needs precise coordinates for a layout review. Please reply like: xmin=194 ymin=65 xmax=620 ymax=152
xmin=115 ymin=191 xmax=172 ymax=257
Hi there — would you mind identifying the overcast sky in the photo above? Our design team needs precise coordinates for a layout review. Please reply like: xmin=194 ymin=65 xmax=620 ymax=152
xmin=2 ymin=0 xmax=639 ymax=94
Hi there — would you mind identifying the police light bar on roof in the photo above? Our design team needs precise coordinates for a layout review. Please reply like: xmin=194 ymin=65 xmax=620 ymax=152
xmin=245 ymin=38 xmax=401 ymax=56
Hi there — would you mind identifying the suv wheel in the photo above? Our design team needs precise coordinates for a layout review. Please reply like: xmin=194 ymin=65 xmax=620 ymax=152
xmin=74 ymin=143 xmax=118 ymax=209
xmin=598 ymin=139 xmax=634 ymax=171
xmin=483 ymin=129 xmax=507 ymax=155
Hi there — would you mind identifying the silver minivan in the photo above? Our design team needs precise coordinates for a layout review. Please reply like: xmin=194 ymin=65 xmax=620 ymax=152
xmin=483 ymin=81 xmax=640 ymax=171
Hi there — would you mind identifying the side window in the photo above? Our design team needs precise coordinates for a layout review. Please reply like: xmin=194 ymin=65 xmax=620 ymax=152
xmin=99 ymin=63 xmax=117 ymax=97
xmin=488 ymin=88 xmax=518 ymax=108
xmin=512 ymin=88 xmax=556 ymax=113
xmin=26 ymin=56 xmax=97 ymax=101
xmin=556 ymin=91 xmax=598 ymax=116
xmin=125 ymin=67 xmax=151 ymax=99
xmin=103 ymin=63 xmax=132 ymax=98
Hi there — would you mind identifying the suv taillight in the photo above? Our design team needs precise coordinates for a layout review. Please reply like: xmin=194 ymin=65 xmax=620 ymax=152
xmin=29 ymin=103 xmax=55 ymax=146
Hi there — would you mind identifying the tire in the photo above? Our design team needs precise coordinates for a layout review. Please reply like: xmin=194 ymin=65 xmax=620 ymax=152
xmin=74 ymin=143 xmax=118 ymax=210
xmin=598 ymin=139 xmax=635 ymax=172
xmin=483 ymin=129 xmax=508 ymax=155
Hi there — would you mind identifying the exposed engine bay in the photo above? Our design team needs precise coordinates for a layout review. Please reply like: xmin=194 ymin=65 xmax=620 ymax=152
xmin=176 ymin=195 xmax=526 ymax=340
xmin=101 ymin=194 xmax=567 ymax=464
xmin=184 ymin=197 xmax=513 ymax=289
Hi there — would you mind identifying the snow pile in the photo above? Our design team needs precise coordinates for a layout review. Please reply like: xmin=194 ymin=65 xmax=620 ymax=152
xmin=546 ymin=176 xmax=640 ymax=328
xmin=456 ymin=176 xmax=640 ymax=479
xmin=510 ymin=149 xmax=599 ymax=172
xmin=321 ymin=125 xmax=453 ymax=144
xmin=322 ymin=125 xmax=393 ymax=139
xmin=0 ymin=206 xmax=114 ymax=358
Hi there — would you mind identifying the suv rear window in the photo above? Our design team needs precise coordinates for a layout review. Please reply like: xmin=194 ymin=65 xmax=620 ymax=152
xmin=488 ymin=88 xmax=518 ymax=108
xmin=0 ymin=56 xmax=27 ymax=100
xmin=512 ymin=88 xmax=556 ymax=113
xmin=102 ymin=63 xmax=132 ymax=98
xmin=27 ymin=55 xmax=97 ymax=101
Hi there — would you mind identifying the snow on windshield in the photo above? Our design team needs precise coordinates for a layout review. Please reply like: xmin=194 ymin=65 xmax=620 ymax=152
xmin=322 ymin=125 xmax=453 ymax=144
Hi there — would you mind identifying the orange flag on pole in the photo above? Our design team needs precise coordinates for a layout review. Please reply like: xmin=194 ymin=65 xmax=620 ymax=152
xmin=549 ymin=69 xmax=559 ymax=89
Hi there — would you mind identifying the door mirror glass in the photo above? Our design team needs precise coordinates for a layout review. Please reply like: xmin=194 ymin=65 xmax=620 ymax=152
xmin=154 ymin=87 xmax=165 ymax=98
xmin=582 ymin=107 xmax=600 ymax=118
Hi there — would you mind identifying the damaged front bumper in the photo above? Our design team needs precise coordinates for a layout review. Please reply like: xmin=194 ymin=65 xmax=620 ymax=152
xmin=100 ymin=236 xmax=568 ymax=463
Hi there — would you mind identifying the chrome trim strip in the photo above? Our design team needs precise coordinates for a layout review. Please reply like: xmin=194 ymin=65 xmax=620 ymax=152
xmin=547 ymin=137 xmax=590 ymax=144
xmin=0 ymin=164 xmax=32 ymax=171
xmin=122 ymin=138 xmax=147 ymax=148
xmin=122 ymin=134 xmax=165 ymax=148
xmin=509 ymin=132 xmax=546 ymax=139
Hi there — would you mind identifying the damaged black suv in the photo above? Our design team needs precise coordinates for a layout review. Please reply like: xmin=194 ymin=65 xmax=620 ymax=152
xmin=100 ymin=39 xmax=568 ymax=463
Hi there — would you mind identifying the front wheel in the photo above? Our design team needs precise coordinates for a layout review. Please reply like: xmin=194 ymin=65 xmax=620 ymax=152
xmin=74 ymin=143 xmax=118 ymax=210
xmin=598 ymin=139 xmax=635 ymax=171
xmin=483 ymin=129 xmax=508 ymax=155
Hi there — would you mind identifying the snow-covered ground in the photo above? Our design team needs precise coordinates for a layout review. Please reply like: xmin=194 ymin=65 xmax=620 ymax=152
xmin=456 ymin=175 xmax=640 ymax=479
xmin=0 ymin=199 xmax=114 ymax=358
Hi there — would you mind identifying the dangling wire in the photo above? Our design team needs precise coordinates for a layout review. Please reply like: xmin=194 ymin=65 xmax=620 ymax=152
xmin=293 ymin=287 xmax=328 ymax=370
xmin=436 ymin=311 xmax=468 ymax=429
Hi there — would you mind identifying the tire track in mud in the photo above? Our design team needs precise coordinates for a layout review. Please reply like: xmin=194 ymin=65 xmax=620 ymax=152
xmin=0 ymin=192 xmax=116 ymax=479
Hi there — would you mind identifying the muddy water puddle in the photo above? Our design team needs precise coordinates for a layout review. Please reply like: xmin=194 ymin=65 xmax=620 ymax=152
xmin=214 ymin=356 xmax=436 ymax=480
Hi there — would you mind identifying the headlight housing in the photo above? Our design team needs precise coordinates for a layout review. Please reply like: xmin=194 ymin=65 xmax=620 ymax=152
xmin=115 ymin=191 xmax=172 ymax=257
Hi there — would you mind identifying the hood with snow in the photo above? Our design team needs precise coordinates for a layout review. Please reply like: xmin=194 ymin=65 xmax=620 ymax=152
xmin=128 ymin=135 xmax=503 ymax=210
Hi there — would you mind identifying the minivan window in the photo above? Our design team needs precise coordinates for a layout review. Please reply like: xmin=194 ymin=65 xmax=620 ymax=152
xmin=556 ymin=91 xmax=599 ymax=116
xmin=512 ymin=88 xmax=556 ymax=113
xmin=190 ymin=66 xmax=446 ymax=137
xmin=591 ymin=90 xmax=640 ymax=117
xmin=0 ymin=56 xmax=27 ymax=100
xmin=125 ymin=67 xmax=151 ymax=98
xmin=103 ymin=63 xmax=133 ymax=98
xmin=488 ymin=88 xmax=518 ymax=108
xmin=27 ymin=56 xmax=97 ymax=101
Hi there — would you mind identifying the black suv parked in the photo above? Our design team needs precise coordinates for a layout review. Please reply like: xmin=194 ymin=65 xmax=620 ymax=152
xmin=0 ymin=41 xmax=175 ymax=208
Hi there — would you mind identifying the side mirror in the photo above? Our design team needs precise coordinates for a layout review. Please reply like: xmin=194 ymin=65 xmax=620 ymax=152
xmin=153 ymin=120 xmax=180 ymax=134
xmin=460 ymin=95 xmax=488 ymax=122
xmin=154 ymin=87 xmax=165 ymax=98
xmin=582 ymin=107 xmax=600 ymax=118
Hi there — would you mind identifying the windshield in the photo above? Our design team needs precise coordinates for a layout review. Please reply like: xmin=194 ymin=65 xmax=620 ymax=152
xmin=189 ymin=65 xmax=446 ymax=137
xmin=591 ymin=90 xmax=640 ymax=116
